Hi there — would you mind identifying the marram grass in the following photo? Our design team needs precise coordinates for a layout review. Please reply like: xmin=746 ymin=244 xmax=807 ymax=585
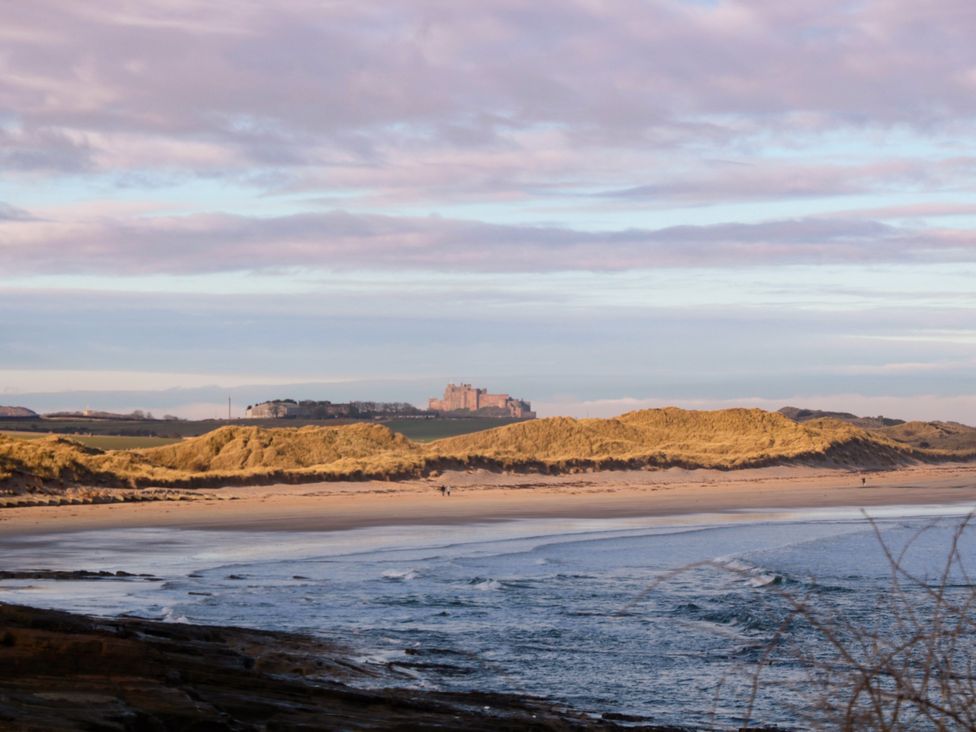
xmin=1 ymin=408 xmax=973 ymax=490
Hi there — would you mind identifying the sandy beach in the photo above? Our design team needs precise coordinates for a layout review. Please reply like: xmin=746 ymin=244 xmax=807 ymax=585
xmin=3 ymin=463 xmax=976 ymax=729
xmin=2 ymin=463 xmax=975 ymax=538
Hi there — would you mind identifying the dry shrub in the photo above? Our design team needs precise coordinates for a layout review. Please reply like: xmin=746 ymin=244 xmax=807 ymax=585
xmin=627 ymin=514 xmax=976 ymax=730
xmin=776 ymin=515 xmax=976 ymax=731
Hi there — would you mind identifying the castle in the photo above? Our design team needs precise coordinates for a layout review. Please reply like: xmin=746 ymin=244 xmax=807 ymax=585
xmin=428 ymin=384 xmax=535 ymax=418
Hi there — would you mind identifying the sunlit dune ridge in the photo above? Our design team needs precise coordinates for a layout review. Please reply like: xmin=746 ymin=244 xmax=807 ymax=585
xmin=436 ymin=409 xmax=859 ymax=462
xmin=1 ymin=408 xmax=973 ymax=489
xmin=142 ymin=423 xmax=418 ymax=471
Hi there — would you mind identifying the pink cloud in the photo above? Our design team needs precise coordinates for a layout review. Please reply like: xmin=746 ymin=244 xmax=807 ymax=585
xmin=1 ymin=0 xmax=975 ymax=179
xmin=1 ymin=209 xmax=973 ymax=275
xmin=595 ymin=158 xmax=976 ymax=205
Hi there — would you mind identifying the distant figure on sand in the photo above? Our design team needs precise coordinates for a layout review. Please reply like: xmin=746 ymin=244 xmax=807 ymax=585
xmin=439 ymin=485 xmax=446 ymax=496
xmin=861 ymin=477 xmax=867 ymax=486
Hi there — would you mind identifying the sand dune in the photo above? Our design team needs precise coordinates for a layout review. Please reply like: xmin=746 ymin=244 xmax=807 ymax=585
xmin=2 ymin=407 xmax=974 ymax=491
xmin=432 ymin=408 xmax=917 ymax=468
xmin=138 ymin=423 xmax=418 ymax=471
xmin=876 ymin=420 xmax=976 ymax=451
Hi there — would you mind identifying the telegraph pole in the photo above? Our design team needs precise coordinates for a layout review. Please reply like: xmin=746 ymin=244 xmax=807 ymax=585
xmin=228 ymin=396 xmax=232 ymax=421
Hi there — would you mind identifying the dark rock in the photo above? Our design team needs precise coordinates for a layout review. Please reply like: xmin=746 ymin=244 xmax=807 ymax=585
xmin=603 ymin=711 xmax=650 ymax=722
xmin=0 ymin=602 xmax=678 ymax=730
xmin=0 ymin=569 xmax=159 ymax=582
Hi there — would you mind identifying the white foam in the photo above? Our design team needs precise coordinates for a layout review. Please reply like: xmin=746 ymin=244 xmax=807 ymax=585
xmin=470 ymin=578 xmax=502 ymax=591
xmin=161 ymin=606 xmax=189 ymax=623
xmin=382 ymin=569 xmax=419 ymax=581
xmin=746 ymin=573 xmax=782 ymax=588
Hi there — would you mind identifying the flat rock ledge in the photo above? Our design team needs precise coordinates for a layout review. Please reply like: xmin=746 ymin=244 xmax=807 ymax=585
xmin=0 ymin=603 xmax=694 ymax=731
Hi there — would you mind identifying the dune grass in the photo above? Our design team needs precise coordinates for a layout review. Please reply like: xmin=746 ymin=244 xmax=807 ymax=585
xmin=384 ymin=417 xmax=525 ymax=442
xmin=0 ymin=431 xmax=181 ymax=450
xmin=428 ymin=408 xmax=928 ymax=469
xmin=1 ymin=408 xmax=974 ymax=491
xmin=877 ymin=420 xmax=976 ymax=451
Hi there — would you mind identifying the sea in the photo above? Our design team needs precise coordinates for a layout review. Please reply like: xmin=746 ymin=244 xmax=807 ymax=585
xmin=2 ymin=503 xmax=975 ymax=729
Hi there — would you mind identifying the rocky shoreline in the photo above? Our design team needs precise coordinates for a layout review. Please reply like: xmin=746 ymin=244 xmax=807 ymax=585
xmin=0 ymin=602 xmax=699 ymax=731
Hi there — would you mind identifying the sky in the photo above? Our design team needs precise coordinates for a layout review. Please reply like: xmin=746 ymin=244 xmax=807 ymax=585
xmin=1 ymin=0 xmax=975 ymax=421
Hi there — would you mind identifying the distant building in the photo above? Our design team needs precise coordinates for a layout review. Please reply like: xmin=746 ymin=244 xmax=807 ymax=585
xmin=244 ymin=399 xmax=419 ymax=419
xmin=245 ymin=400 xmax=304 ymax=418
xmin=428 ymin=384 xmax=535 ymax=418
xmin=318 ymin=402 xmax=354 ymax=418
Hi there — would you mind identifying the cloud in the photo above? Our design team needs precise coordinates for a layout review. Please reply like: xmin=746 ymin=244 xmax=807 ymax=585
xmin=2 ymin=0 xmax=976 ymax=181
xmin=0 ymin=126 xmax=96 ymax=173
xmin=595 ymin=158 xmax=976 ymax=206
xmin=1 ymin=208 xmax=973 ymax=275
xmin=825 ymin=202 xmax=976 ymax=222
xmin=0 ymin=202 xmax=36 ymax=221
xmin=2 ymin=1 xmax=975 ymax=416
xmin=2 ymin=286 xmax=974 ymax=397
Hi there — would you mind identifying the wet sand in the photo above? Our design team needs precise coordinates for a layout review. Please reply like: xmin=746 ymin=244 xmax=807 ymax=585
xmin=1 ymin=463 xmax=975 ymax=538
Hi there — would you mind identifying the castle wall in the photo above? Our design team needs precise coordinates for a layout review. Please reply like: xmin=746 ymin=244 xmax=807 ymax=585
xmin=479 ymin=393 xmax=510 ymax=409
xmin=428 ymin=384 xmax=535 ymax=418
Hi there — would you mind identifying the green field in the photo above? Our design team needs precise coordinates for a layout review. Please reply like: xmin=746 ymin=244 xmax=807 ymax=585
xmin=0 ymin=416 xmax=522 ymax=448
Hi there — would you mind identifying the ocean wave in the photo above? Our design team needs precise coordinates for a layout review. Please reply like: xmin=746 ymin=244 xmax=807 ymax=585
xmin=747 ymin=573 xmax=784 ymax=588
xmin=382 ymin=569 xmax=419 ymax=581
xmin=716 ymin=557 xmax=785 ymax=588
xmin=718 ymin=558 xmax=754 ymax=573
xmin=468 ymin=578 xmax=502 ymax=591
xmin=160 ymin=606 xmax=189 ymax=624
xmin=670 ymin=596 xmax=779 ymax=633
